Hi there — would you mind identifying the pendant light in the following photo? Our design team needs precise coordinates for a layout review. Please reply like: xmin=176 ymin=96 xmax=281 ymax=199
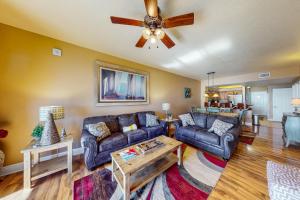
xmin=205 ymin=72 xmax=219 ymax=98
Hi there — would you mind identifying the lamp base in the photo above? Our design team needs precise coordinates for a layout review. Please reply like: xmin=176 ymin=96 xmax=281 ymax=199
xmin=40 ymin=113 xmax=60 ymax=146
xmin=293 ymin=107 xmax=300 ymax=114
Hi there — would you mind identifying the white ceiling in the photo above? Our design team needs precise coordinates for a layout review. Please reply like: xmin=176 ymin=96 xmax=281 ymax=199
xmin=1 ymin=0 xmax=300 ymax=80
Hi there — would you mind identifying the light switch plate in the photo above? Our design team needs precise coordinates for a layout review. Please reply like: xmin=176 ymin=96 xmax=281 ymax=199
xmin=52 ymin=48 xmax=62 ymax=56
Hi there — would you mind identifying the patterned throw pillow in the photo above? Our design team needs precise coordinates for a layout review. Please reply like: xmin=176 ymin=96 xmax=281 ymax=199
xmin=123 ymin=124 xmax=138 ymax=133
xmin=179 ymin=113 xmax=195 ymax=127
xmin=86 ymin=122 xmax=111 ymax=142
xmin=208 ymin=119 xmax=233 ymax=136
xmin=146 ymin=114 xmax=159 ymax=127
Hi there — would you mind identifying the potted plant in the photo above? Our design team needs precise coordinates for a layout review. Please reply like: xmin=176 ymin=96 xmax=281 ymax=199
xmin=32 ymin=124 xmax=44 ymax=142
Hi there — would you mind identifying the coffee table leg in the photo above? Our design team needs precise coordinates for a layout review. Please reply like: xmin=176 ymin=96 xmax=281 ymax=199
xmin=112 ymin=159 xmax=115 ymax=181
xmin=23 ymin=152 xmax=31 ymax=189
xmin=123 ymin=174 xmax=130 ymax=200
xmin=177 ymin=145 xmax=182 ymax=166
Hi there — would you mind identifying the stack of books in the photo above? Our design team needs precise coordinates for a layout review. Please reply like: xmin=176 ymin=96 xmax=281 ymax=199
xmin=119 ymin=148 xmax=138 ymax=161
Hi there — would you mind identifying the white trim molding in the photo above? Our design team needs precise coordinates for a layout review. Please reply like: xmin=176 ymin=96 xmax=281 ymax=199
xmin=0 ymin=147 xmax=83 ymax=177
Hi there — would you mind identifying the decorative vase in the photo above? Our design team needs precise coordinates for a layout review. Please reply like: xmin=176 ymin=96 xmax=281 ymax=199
xmin=33 ymin=136 xmax=41 ymax=145
xmin=61 ymin=128 xmax=67 ymax=140
xmin=40 ymin=113 xmax=60 ymax=146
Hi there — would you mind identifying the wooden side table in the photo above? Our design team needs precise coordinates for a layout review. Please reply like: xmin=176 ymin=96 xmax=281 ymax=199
xmin=161 ymin=118 xmax=179 ymax=137
xmin=21 ymin=136 xmax=73 ymax=189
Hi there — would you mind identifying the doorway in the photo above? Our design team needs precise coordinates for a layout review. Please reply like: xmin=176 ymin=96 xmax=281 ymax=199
xmin=251 ymin=91 xmax=268 ymax=115
xmin=272 ymin=88 xmax=293 ymax=121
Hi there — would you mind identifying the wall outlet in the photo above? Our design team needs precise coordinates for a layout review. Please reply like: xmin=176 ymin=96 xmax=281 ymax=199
xmin=52 ymin=48 xmax=62 ymax=56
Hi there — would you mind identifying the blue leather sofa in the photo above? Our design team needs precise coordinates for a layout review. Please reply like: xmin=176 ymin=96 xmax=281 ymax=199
xmin=174 ymin=113 xmax=241 ymax=160
xmin=81 ymin=111 xmax=167 ymax=170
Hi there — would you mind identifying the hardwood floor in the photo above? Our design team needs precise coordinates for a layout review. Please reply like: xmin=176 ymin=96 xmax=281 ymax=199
xmin=209 ymin=123 xmax=300 ymax=200
xmin=0 ymin=123 xmax=299 ymax=200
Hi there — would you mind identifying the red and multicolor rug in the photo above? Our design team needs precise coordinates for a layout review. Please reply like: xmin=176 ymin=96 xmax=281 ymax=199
xmin=74 ymin=145 xmax=227 ymax=200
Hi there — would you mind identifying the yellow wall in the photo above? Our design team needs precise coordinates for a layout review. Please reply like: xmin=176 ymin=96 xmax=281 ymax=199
xmin=0 ymin=23 xmax=201 ymax=165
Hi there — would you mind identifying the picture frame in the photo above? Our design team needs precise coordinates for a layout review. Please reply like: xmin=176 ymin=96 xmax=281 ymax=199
xmin=95 ymin=60 xmax=150 ymax=106
xmin=184 ymin=87 xmax=191 ymax=98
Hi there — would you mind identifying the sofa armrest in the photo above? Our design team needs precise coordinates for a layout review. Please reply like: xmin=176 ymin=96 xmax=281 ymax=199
xmin=221 ymin=126 xmax=241 ymax=159
xmin=173 ymin=120 xmax=183 ymax=130
xmin=81 ymin=129 xmax=98 ymax=170
xmin=174 ymin=120 xmax=183 ymax=140
xmin=158 ymin=120 xmax=168 ymax=135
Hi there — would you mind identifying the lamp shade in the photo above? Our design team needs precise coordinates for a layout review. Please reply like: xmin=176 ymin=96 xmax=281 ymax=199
xmin=39 ymin=106 xmax=64 ymax=121
xmin=291 ymin=98 xmax=300 ymax=106
xmin=162 ymin=103 xmax=170 ymax=111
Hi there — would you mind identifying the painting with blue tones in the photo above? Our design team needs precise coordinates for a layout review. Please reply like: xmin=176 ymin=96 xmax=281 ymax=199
xmin=184 ymin=88 xmax=191 ymax=98
xmin=99 ymin=67 xmax=147 ymax=102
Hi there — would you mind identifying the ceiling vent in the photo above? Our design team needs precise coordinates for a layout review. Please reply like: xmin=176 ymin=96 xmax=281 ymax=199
xmin=258 ymin=72 xmax=271 ymax=79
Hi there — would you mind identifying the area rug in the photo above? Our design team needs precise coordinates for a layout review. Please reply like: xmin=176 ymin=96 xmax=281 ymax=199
xmin=73 ymin=145 xmax=226 ymax=200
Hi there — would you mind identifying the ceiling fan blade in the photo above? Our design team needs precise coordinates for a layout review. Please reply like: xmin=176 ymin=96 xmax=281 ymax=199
xmin=161 ymin=33 xmax=175 ymax=49
xmin=136 ymin=36 xmax=148 ymax=48
xmin=163 ymin=13 xmax=194 ymax=28
xmin=110 ymin=16 xmax=144 ymax=27
xmin=144 ymin=0 xmax=158 ymax=17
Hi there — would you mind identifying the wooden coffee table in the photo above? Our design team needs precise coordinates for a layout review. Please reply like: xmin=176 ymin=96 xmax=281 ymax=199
xmin=111 ymin=135 xmax=182 ymax=200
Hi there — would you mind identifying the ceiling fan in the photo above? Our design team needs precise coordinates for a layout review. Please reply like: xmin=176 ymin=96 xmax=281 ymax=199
xmin=110 ymin=0 xmax=194 ymax=49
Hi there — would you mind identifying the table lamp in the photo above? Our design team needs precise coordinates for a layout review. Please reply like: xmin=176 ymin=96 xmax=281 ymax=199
xmin=162 ymin=103 xmax=170 ymax=120
xmin=39 ymin=106 xmax=64 ymax=146
xmin=291 ymin=98 xmax=300 ymax=113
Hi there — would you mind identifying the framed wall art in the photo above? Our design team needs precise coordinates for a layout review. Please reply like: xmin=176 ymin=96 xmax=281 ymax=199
xmin=184 ymin=87 xmax=191 ymax=98
xmin=95 ymin=61 xmax=149 ymax=106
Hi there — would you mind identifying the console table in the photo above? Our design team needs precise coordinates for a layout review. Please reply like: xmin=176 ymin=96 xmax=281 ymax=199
xmin=282 ymin=113 xmax=300 ymax=147
xmin=21 ymin=136 xmax=73 ymax=188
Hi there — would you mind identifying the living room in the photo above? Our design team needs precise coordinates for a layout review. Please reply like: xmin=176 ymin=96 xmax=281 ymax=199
xmin=0 ymin=1 xmax=300 ymax=200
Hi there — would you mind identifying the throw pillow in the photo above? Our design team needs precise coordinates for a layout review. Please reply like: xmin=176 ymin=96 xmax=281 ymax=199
xmin=179 ymin=113 xmax=195 ymax=127
xmin=86 ymin=122 xmax=111 ymax=142
xmin=146 ymin=114 xmax=159 ymax=127
xmin=118 ymin=114 xmax=136 ymax=129
xmin=123 ymin=124 xmax=138 ymax=133
xmin=208 ymin=119 xmax=233 ymax=136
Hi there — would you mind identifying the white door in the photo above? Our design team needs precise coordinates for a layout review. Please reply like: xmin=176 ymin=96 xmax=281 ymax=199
xmin=272 ymin=88 xmax=293 ymax=121
xmin=251 ymin=91 xmax=268 ymax=115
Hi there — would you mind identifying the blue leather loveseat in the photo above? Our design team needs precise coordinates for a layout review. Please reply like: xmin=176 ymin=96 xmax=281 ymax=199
xmin=81 ymin=111 xmax=167 ymax=170
xmin=174 ymin=112 xmax=241 ymax=160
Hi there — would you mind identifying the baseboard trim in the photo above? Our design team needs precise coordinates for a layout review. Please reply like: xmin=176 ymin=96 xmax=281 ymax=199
xmin=0 ymin=147 xmax=83 ymax=177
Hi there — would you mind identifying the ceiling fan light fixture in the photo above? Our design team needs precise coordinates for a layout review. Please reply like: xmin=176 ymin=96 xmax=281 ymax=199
xmin=154 ymin=28 xmax=165 ymax=39
xmin=142 ymin=28 xmax=151 ymax=39
xmin=150 ymin=35 xmax=157 ymax=44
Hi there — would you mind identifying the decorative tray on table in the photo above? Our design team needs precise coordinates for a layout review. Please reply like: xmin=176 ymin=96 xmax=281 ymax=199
xmin=136 ymin=139 xmax=165 ymax=154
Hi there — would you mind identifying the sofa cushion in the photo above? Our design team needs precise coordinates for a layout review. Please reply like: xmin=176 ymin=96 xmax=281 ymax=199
xmin=137 ymin=111 xmax=155 ymax=127
xmin=207 ymin=115 xmax=218 ymax=129
xmin=83 ymin=115 xmax=120 ymax=133
xmin=122 ymin=124 xmax=138 ymax=133
xmin=217 ymin=115 xmax=239 ymax=127
xmin=146 ymin=114 xmax=159 ymax=127
xmin=208 ymin=119 xmax=234 ymax=136
xmin=178 ymin=125 xmax=202 ymax=138
xmin=192 ymin=113 xmax=207 ymax=128
xmin=142 ymin=125 xmax=164 ymax=138
xmin=194 ymin=130 xmax=220 ymax=145
xmin=118 ymin=114 xmax=138 ymax=129
xmin=124 ymin=129 xmax=148 ymax=144
xmin=179 ymin=113 xmax=196 ymax=127
xmin=98 ymin=133 xmax=128 ymax=152
xmin=85 ymin=122 xmax=111 ymax=142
